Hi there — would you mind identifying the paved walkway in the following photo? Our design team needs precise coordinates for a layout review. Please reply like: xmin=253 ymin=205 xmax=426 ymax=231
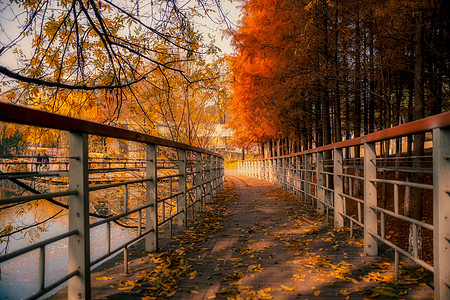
xmin=52 ymin=172 xmax=434 ymax=299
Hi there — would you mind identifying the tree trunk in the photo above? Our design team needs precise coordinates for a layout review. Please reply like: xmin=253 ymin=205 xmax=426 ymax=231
xmin=353 ymin=15 xmax=362 ymax=196
xmin=409 ymin=8 xmax=425 ymax=257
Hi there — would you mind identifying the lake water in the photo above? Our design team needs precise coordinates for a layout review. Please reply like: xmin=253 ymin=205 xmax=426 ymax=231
xmin=0 ymin=188 xmax=135 ymax=300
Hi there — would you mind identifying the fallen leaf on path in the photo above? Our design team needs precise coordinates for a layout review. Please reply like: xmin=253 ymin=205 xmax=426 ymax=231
xmin=96 ymin=276 xmax=113 ymax=281
xmin=281 ymin=285 xmax=297 ymax=291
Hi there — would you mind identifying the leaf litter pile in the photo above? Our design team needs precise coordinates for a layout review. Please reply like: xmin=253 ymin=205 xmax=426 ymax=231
xmin=105 ymin=178 xmax=433 ymax=299
xmin=110 ymin=185 xmax=236 ymax=299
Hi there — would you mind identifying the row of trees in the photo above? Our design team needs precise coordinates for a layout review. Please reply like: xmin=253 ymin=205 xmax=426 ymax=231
xmin=0 ymin=0 xmax=232 ymax=149
xmin=228 ymin=0 xmax=449 ymax=155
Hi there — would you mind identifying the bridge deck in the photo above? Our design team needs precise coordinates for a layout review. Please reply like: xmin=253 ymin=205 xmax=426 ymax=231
xmin=52 ymin=172 xmax=434 ymax=299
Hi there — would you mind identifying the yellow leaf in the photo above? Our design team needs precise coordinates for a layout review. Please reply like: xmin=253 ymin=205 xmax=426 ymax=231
xmin=339 ymin=290 xmax=354 ymax=296
xmin=314 ymin=291 xmax=321 ymax=296
xmin=96 ymin=276 xmax=113 ymax=280
xmin=281 ymin=285 xmax=297 ymax=291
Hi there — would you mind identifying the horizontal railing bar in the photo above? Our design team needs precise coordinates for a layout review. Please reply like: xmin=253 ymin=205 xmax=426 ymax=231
xmin=305 ymin=192 xmax=317 ymax=199
xmin=90 ymin=229 xmax=153 ymax=267
xmin=370 ymin=232 xmax=434 ymax=273
xmin=375 ymin=155 xmax=433 ymax=161
xmin=0 ymin=190 xmax=78 ymax=206
xmin=339 ymin=192 xmax=364 ymax=204
xmin=88 ymin=167 xmax=144 ymax=174
xmin=0 ymin=167 xmax=144 ymax=180
xmin=322 ymin=186 xmax=335 ymax=193
xmin=89 ymin=178 xmax=152 ymax=191
xmin=339 ymin=212 xmax=364 ymax=227
xmin=157 ymin=192 xmax=183 ymax=203
xmin=318 ymin=199 xmax=334 ymax=209
xmin=0 ymin=102 xmax=220 ymax=156
xmin=0 ymin=171 xmax=67 ymax=180
xmin=0 ymin=230 xmax=78 ymax=263
xmin=157 ymin=174 xmax=181 ymax=180
xmin=343 ymin=165 xmax=364 ymax=170
xmin=338 ymin=173 xmax=364 ymax=180
xmin=370 ymin=178 xmax=433 ymax=190
xmin=25 ymin=270 xmax=80 ymax=300
xmin=376 ymin=167 xmax=433 ymax=174
xmin=186 ymin=186 xmax=196 ymax=193
xmin=319 ymin=171 xmax=334 ymax=176
xmin=158 ymin=210 xmax=184 ymax=226
xmin=371 ymin=206 xmax=434 ymax=231
xmin=90 ymin=203 xmax=154 ymax=228
xmin=187 ymin=199 xmax=200 ymax=210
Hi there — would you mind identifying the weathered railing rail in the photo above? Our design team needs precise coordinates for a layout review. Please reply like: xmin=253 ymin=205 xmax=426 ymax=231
xmin=0 ymin=102 xmax=224 ymax=299
xmin=238 ymin=112 xmax=450 ymax=299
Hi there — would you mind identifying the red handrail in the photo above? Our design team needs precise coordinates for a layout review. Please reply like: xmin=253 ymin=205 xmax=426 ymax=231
xmin=0 ymin=102 xmax=219 ymax=155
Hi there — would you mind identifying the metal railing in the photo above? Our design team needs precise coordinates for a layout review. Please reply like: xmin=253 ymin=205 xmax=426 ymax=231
xmin=0 ymin=103 xmax=224 ymax=300
xmin=238 ymin=112 xmax=450 ymax=299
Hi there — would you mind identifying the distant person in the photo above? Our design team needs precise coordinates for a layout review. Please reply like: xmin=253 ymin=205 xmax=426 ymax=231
xmin=43 ymin=153 xmax=49 ymax=168
xmin=36 ymin=153 xmax=42 ymax=171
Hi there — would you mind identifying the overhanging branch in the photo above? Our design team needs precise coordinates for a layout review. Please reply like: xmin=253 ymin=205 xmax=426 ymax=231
xmin=0 ymin=66 xmax=143 ymax=90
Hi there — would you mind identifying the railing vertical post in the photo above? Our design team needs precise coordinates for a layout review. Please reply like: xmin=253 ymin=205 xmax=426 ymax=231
xmin=215 ymin=156 xmax=219 ymax=192
xmin=317 ymin=152 xmax=325 ymax=213
xmin=246 ymin=160 xmax=249 ymax=176
xmin=333 ymin=148 xmax=344 ymax=227
xmin=212 ymin=155 xmax=217 ymax=196
xmin=261 ymin=159 xmax=264 ymax=180
xmin=265 ymin=159 xmax=268 ymax=181
xmin=145 ymin=143 xmax=158 ymax=252
xmin=206 ymin=154 xmax=212 ymax=203
xmin=68 ymin=132 xmax=90 ymax=300
xmin=294 ymin=156 xmax=298 ymax=195
xmin=288 ymin=156 xmax=293 ymax=193
xmin=273 ymin=158 xmax=276 ymax=184
xmin=305 ymin=154 xmax=311 ymax=205
xmin=296 ymin=156 xmax=301 ymax=199
xmin=271 ymin=160 xmax=274 ymax=182
xmin=282 ymin=157 xmax=287 ymax=190
xmin=364 ymin=142 xmax=378 ymax=256
xmin=433 ymin=127 xmax=450 ymax=299
xmin=195 ymin=152 xmax=202 ymax=212
xmin=178 ymin=149 xmax=187 ymax=226
xmin=220 ymin=157 xmax=224 ymax=190
xmin=261 ymin=159 xmax=265 ymax=180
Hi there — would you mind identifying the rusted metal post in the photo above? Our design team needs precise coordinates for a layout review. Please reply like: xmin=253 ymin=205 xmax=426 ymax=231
xmin=68 ymin=132 xmax=91 ymax=300
xmin=145 ymin=143 xmax=158 ymax=252
xmin=364 ymin=142 xmax=378 ymax=256
xmin=333 ymin=148 xmax=344 ymax=227
xmin=432 ymin=127 xmax=450 ymax=299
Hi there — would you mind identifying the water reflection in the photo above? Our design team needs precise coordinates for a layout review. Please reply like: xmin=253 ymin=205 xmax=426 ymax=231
xmin=0 ymin=187 xmax=135 ymax=299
